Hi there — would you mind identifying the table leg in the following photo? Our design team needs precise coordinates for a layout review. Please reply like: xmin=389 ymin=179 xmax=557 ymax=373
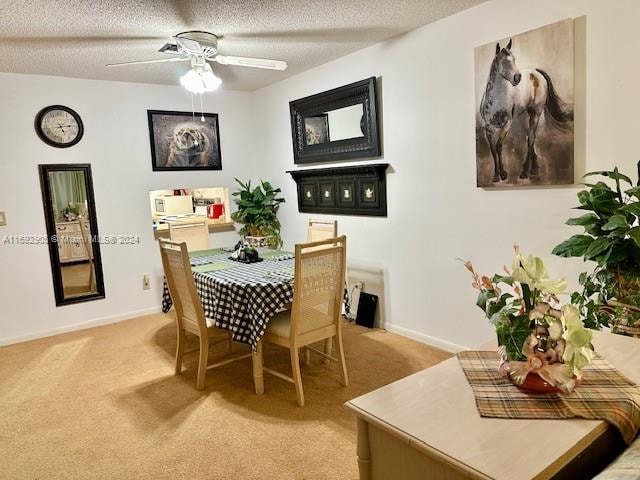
xmin=252 ymin=340 xmax=264 ymax=395
xmin=357 ymin=416 xmax=371 ymax=480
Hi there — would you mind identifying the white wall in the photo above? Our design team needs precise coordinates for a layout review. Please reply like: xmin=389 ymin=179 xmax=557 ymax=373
xmin=253 ymin=0 xmax=640 ymax=350
xmin=2 ymin=0 xmax=639 ymax=350
xmin=0 ymin=73 xmax=255 ymax=344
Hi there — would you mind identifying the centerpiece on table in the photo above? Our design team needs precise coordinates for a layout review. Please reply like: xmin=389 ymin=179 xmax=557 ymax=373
xmin=552 ymin=167 xmax=640 ymax=337
xmin=230 ymin=178 xmax=285 ymax=249
xmin=463 ymin=246 xmax=595 ymax=393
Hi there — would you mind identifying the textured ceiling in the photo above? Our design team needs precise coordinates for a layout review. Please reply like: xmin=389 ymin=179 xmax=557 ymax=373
xmin=0 ymin=0 xmax=486 ymax=91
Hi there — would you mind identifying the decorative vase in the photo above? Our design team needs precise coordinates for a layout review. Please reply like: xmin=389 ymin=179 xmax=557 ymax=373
xmin=508 ymin=371 xmax=561 ymax=394
xmin=245 ymin=236 xmax=268 ymax=248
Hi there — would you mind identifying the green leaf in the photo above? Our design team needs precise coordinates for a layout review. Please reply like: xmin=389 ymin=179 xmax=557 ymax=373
xmin=602 ymin=214 xmax=629 ymax=231
xmin=628 ymin=226 xmax=640 ymax=248
xmin=622 ymin=202 xmax=640 ymax=215
xmin=625 ymin=186 xmax=640 ymax=198
xmin=552 ymin=235 xmax=594 ymax=257
xmin=577 ymin=190 xmax=590 ymax=206
xmin=566 ymin=213 xmax=600 ymax=228
xmin=585 ymin=237 xmax=611 ymax=260
xmin=584 ymin=170 xmax=633 ymax=185
xmin=490 ymin=274 xmax=513 ymax=286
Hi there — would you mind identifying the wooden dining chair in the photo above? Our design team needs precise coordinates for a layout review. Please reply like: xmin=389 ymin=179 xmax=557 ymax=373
xmin=169 ymin=220 xmax=209 ymax=252
xmin=159 ymin=239 xmax=252 ymax=390
xmin=261 ymin=236 xmax=349 ymax=406
xmin=307 ymin=218 xmax=337 ymax=243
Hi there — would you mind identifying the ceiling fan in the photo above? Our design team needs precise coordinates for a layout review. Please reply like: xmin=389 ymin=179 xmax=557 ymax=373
xmin=106 ymin=31 xmax=287 ymax=93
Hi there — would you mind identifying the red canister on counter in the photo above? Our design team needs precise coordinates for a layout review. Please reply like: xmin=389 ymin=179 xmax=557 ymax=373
xmin=207 ymin=203 xmax=225 ymax=220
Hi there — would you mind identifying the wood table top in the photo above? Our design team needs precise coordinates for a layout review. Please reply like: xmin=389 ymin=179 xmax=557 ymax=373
xmin=346 ymin=331 xmax=640 ymax=480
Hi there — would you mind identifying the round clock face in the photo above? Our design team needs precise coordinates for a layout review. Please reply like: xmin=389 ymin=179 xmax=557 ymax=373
xmin=35 ymin=106 xmax=84 ymax=148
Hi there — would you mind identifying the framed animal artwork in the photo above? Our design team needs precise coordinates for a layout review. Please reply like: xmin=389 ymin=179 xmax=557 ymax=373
xmin=475 ymin=19 xmax=574 ymax=187
xmin=147 ymin=110 xmax=222 ymax=171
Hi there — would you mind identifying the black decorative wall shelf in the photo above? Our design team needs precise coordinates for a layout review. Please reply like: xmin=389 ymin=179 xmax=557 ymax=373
xmin=287 ymin=163 xmax=389 ymax=216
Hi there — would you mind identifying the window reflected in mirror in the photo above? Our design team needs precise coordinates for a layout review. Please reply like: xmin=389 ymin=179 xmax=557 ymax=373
xmin=304 ymin=104 xmax=365 ymax=146
xmin=39 ymin=164 xmax=105 ymax=306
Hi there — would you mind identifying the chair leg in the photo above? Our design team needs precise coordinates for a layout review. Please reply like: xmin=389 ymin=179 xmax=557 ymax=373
xmin=303 ymin=347 xmax=311 ymax=366
xmin=196 ymin=335 xmax=209 ymax=390
xmin=290 ymin=347 xmax=305 ymax=407
xmin=322 ymin=337 xmax=333 ymax=365
xmin=175 ymin=327 xmax=185 ymax=375
xmin=336 ymin=329 xmax=349 ymax=387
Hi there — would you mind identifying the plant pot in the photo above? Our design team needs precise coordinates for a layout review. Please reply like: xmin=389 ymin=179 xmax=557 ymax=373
xmin=600 ymin=269 xmax=640 ymax=335
xmin=508 ymin=371 xmax=561 ymax=394
xmin=245 ymin=236 xmax=268 ymax=248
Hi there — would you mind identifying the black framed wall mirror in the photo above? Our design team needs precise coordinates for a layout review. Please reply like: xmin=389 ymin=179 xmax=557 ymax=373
xmin=290 ymin=77 xmax=381 ymax=164
xmin=39 ymin=164 xmax=105 ymax=306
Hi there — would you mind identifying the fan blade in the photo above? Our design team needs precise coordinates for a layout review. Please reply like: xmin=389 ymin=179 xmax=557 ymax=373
xmin=213 ymin=55 xmax=287 ymax=71
xmin=106 ymin=57 xmax=190 ymax=67
xmin=174 ymin=36 xmax=203 ymax=55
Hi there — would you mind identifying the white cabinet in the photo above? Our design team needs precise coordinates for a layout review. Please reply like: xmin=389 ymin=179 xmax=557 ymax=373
xmin=56 ymin=221 xmax=91 ymax=263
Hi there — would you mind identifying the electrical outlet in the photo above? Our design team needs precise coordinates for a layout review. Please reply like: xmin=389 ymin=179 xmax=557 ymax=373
xmin=0 ymin=211 xmax=6 ymax=227
xmin=142 ymin=274 xmax=151 ymax=290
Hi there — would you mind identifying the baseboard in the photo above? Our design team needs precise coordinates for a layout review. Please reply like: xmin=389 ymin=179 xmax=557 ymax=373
xmin=383 ymin=322 xmax=469 ymax=353
xmin=0 ymin=306 xmax=162 ymax=347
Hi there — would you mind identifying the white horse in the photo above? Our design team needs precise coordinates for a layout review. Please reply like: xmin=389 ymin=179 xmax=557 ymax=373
xmin=480 ymin=39 xmax=573 ymax=182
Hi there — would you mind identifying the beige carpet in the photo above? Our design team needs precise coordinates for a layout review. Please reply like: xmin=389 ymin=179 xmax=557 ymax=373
xmin=0 ymin=313 xmax=452 ymax=480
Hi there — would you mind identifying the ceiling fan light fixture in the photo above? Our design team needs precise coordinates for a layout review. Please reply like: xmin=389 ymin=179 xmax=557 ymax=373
xmin=179 ymin=62 xmax=221 ymax=94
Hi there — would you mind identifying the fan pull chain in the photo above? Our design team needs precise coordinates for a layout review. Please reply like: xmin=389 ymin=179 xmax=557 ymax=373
xmin=190 ymin=92 xmax=199 ymax=146
xmin=199 ymin=94 xmax=205 ymax=122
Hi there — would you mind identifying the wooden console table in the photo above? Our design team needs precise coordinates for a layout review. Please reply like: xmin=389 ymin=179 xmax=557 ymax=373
xmin=345 ymin=331 xmax=640 ymax=480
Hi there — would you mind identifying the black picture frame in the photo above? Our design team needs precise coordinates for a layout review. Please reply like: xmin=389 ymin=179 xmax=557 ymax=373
xmin=289 ymin=77 xmax=381 ymax=164
xmin=34 ymin=105 xmax=84 ymax=148
xmin=38 ymin=164 xmax=106 ymax=306
xmin=288 ymin=163 xmax=389 ymax=216
xmin=147 ymin=110 xmax=222 ymax=172
xmin=338 ymin=180 xmax=356 ymax=207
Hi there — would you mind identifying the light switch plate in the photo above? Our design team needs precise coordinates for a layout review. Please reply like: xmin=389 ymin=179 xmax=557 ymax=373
xmin=0 ymin=211 xmax=6 ymax=227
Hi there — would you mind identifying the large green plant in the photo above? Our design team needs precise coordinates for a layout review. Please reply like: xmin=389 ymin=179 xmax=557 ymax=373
xmin=552 ymin=167 xmax=640 ymax=328
xmin=230 ymin=178 xmax=285 ymax=248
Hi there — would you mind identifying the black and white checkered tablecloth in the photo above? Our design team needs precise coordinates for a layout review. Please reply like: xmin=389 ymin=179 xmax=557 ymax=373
xmin=162 ymin=250 xmax=294 ymax=349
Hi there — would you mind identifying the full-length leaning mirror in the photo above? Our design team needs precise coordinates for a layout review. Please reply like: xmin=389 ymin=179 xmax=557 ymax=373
xmin=289 ymin=76 xmax=381 ymax=164
xmin=39 ymin=164 xmax=105 ymax=306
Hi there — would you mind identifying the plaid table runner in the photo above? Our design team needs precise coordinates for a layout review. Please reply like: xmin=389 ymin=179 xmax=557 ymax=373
xmin=458 ymin=351 xmax=640 ymax=444
xmin=162 ymin=249 xmax=294 ymax=349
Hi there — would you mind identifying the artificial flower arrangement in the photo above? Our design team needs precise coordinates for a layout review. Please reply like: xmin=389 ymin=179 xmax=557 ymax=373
xmin=463 ymin=246 xmax=595 ymax=393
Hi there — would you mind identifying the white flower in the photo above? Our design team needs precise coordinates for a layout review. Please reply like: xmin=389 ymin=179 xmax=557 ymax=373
xmin=512 ymin=253 xmax=567 ymax=294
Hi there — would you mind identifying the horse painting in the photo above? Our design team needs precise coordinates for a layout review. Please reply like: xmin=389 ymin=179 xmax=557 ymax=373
xmin=475 ymin=20 xmax=575 ymax=187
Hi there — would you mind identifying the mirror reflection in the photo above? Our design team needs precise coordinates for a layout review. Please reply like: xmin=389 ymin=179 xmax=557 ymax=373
xmin=304 ymin=104 xmax=365 ymax=146
xmin=49 ymin=171 xmax=97 ymax=299
xmin=40 ymin=164 xmax=105 ymax=306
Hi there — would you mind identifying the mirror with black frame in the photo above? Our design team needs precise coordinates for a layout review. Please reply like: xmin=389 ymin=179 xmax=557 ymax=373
xmin=290 ymin=77 xmax=381 ymax=164
xmin=303 ymin=104 xmax=366 ymax=145
xmin=39 ymin=164 xmax=105 ymax=306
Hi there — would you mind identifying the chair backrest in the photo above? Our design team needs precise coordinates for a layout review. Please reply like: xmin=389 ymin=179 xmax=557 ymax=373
xmin=158 ymin=239 xmax=207 ymax=335
xmin=290 ymin=236 xmax=346 ymax=338
xmin=307 ymin=219 xmax=337 ymax=243
xmin=169 ymin=221 xmax=209 ymax=252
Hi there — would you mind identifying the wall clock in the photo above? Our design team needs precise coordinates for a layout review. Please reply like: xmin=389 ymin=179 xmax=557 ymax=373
xmin=35 ymin=105 xmax=84 ymax=148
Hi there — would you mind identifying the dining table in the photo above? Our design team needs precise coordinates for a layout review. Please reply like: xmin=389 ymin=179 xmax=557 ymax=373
xmin=161 ymin=247 xmax=295 ymax=394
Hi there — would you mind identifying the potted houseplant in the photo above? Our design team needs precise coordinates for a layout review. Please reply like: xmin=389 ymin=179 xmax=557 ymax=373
xmin=553 ymin=167 xmax=640 ymax=336
xmin=463 ymin=246 xmax=594 ymax=393
xmin=230 ymin=178 xmax=285 ymax=249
